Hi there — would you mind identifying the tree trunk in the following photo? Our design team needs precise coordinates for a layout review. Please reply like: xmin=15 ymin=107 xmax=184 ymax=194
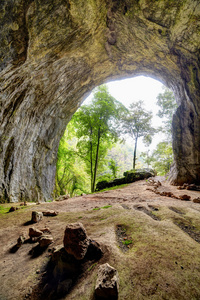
xmin=92 ymin=129 xmax=101 ymax=192
xmin=90 ymin=129 xmax=93 ymax=193
xmin=133 ymin=137 xmax=138 ymax=169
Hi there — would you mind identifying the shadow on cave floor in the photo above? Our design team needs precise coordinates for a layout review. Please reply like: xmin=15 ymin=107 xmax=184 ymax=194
xmin=30 ymin=243 xmax=103 ymax=300
xmin=133 ymin=204 xmax=161 ymax=221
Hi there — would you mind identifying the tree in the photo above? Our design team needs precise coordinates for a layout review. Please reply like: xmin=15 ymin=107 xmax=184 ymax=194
xmin=72 ymin=85 xmax=125 ymax=192
xmin=108 ymin=159 xmax=119 ymax=179
xmin=156 ymin=87 xmax=178 ymax=138
xmin=151 ymin=142 xmax=173 ymax=175
xmin=121 ymin=100 xmax=156 ymax=169
xmin=141 ymin=87 xmax=177 ymax=175
xmin=56 ymin=123 xmax=90 ymax=197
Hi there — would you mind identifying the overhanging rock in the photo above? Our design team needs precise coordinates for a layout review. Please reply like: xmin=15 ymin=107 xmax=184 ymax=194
xmin=0 ymin=0 xmax=200 ymax=202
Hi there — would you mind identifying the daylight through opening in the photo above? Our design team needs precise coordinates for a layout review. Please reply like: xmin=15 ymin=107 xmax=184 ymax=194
xmin=56 ymin=76 xmax=177 ymax=198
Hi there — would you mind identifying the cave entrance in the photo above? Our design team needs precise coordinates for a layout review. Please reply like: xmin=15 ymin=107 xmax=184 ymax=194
xmin=1 ymin=0 xmax=200 ymax=202
xmin=55 ymin=76 xmax=177 ymax=198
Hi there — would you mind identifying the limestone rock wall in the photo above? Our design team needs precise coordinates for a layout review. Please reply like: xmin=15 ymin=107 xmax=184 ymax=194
xmin=0 ymin=0 xmax=200 ymax=201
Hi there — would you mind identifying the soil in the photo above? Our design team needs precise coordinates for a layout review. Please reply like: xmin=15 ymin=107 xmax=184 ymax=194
xmin=1 ymin=177 xmax=200 ymax=300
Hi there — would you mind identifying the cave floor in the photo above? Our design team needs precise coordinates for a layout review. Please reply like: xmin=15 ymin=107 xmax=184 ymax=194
xmin=1 ymin=178 xmax=200 ymax=300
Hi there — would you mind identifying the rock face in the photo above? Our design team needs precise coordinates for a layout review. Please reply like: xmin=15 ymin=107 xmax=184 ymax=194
xmin=95 ymin=263 xmax=119 ymax=300
xmin=0 ymin=0 xmax=200 ymax=201
xmin=63 ymin=223 xmax=90 ymax=260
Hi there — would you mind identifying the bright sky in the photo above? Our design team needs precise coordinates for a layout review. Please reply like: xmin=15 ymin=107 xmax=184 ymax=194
xmin=84 ymin=75 xmax=167 ymax=153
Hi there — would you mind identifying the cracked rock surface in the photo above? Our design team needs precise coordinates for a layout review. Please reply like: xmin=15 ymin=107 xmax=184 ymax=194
xmin=0 ymin=0 xmax=200 ymax=202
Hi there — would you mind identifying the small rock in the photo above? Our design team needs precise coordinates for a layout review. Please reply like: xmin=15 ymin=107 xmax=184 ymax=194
xmin=193 ymin=197 xmax=200 ymax=203
xmin=29 ymin=227 xmax=43 ymax=238
xmin=38 ymin=235 xmax=53 ymax=247
xmin=95 ymin=263 xmax=119 ymax=299
xmin=63 ymin=223 xmax=90 ymax=260
xmin=55 ymin=195 xmax=70 ymax=201
xmin=31 ymin=211 xmax=43 ymax=223
xmin=179 ymin=194 xmax=191 ymax=201
xmin=42 ymin=211 xmax=58 ymax=217
xmin=17 ymin=235 xmax=26 ymax=247
xmin=9 ymin=206 xmax=16 ymax=212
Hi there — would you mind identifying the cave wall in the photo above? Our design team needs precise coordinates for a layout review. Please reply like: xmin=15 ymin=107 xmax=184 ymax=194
xmin=0 ymin=0 xmax=200 ymax=202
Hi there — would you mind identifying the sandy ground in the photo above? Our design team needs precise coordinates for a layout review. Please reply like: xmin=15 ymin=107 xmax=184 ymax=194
xmin=1 ymin=178 xmax=200 ymax=300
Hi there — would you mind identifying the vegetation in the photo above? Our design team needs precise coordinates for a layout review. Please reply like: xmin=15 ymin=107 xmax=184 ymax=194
xmin=72 ymin=85 xmax=125 ymax=192
xmin=141 ymin=87 xmax=177 ymax=175
xmin=56 ymin=84 xmax=177 ymax=196
xmin=121 ymin=100 xmax=156 ymax=169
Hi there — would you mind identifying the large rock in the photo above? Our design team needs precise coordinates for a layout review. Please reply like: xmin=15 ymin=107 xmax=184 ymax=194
xmin=0 ymin=1 xmax=200 ymax=202
xmin=95 ymin=263 xmax=119 ymax=300
xmin=63 ymin=223 xmax=90 ymax=260
xmin=96 ymin=169 xmax=155 ymax=191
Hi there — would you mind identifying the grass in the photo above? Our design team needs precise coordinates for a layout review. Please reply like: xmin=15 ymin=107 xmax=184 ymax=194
xmin=93 ymin=205 xmax=112 ymax=211
xmin=0 ymin=205 xmax=10 ymax=214
xmin=87 ymin=263 xmax=97 ymax=272
xmin=93 ymin=183 xmax=129 ymax=193
xmin=122 ymin=239 xmax=133 ymax=245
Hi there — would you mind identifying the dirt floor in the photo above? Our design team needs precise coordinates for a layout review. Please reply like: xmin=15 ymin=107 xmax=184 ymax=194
xmin=1 ymin=178 xmax=200 ymax=300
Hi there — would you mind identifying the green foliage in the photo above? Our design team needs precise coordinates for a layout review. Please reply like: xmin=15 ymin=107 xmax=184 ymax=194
xmin=141 ymin=87 xmax=177 ymax=175
xmin=55 ymin=122 xmax=90 ymax=198
xmin=121 ymin=100 xmax=156 ymax=169
xmin=72 ymin=85 xmax=126 ymax=192
xmin=156 ymin=86 xmax=178 ymax=138
xmin=0 ymin=205 xmax=10 ymax=214
xmin=122 ymin=239 xmax=133 ymax=245
xmin=151 ymin=142 xmax=173 ymax=175
xmin=108 ymin=159 xmax=119 ymax=178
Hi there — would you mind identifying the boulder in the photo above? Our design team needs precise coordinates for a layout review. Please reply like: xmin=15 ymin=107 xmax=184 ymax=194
xmin=96 ymin=169 xmax=155 ymax=191
xmin=31 ymin=211 xmax=43 ymax=223
xmin=63 ymin=223 xmax=90 ymax=260
xmin=95 ymin=263 xmax=119 ymax=299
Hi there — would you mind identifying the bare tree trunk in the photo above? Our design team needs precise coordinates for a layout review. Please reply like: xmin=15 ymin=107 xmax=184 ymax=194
xmin=92 ymin=129 xmax=101 ymax=192
xmin=133 ymin=136 xmax=138 ymax=169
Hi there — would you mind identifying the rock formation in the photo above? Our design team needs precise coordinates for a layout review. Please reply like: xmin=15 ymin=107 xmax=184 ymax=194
xmin=0 ymin=0 xmax=200 ymax=202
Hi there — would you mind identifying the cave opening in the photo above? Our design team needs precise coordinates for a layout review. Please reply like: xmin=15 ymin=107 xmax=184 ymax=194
xmin=55 ymin=75 xmax=178 ymax=198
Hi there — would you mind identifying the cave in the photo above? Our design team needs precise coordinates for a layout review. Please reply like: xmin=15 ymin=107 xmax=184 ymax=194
xmin=0 ymin=0 xmax=200 ymax=202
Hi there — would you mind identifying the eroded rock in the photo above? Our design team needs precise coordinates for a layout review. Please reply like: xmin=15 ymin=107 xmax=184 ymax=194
xmin=17 ymin=235 xmax=26 ymax=247
xmin=31 ymin=211 xmax=43 ymax=223
xmin=0 ymin=1 xmax=200 ymax=202
xmin=38 ymin=235 xmax=53 ymax=247
xmin=29 ymin=227 xmax=43 ymax=238
xmin=95 ymin=263 xmax=119 ymax=300
xmin=63 ymin=223 xmax=90 ymax=260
